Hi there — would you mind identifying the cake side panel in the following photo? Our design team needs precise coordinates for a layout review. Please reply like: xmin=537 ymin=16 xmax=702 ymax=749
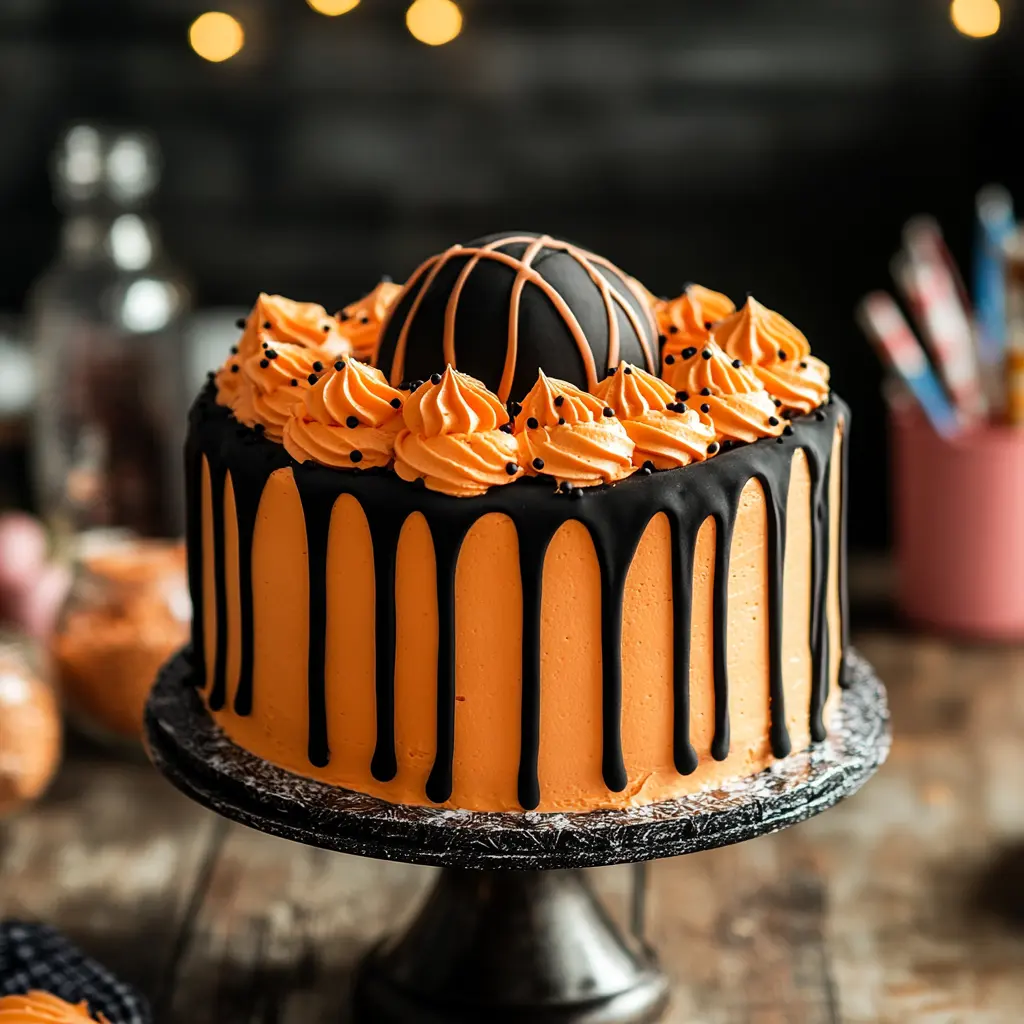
xmin=826 ymin=421 xmax=845 ymax=721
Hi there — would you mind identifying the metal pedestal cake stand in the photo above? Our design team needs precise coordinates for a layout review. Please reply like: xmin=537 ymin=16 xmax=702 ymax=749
xmin=144 ymin=649 xmax=890 ymax=1024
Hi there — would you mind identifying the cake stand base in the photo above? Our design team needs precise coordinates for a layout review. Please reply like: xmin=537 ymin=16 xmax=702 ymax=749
xmin=144 ymin=648 xmax=889 ymax=1024
xmin=352 ymin=868 xmax=668 ymax=1024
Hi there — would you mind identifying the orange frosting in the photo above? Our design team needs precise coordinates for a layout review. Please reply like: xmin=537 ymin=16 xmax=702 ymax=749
xmin=340 ymin=280 xmax=403 ymax=362
xmin=593 ymin=361 xmax=717 ymax=469
xmin=664 ymin=340 xmax=785 ymax=444
xmin=283 ymin=358 xmax=403 ymax=470
xmin=656 ymin=285 xmax=736 ymax=374
xmin=215 ymin=294 xmax=352 ymax=437
xmin=514 ymin=372 xmax=634 ymax=487
xmin=0 ymin=993 xmax=107 ymax=1023
xmin=393 ymin=367 xmax=521 ymax=497
xmin=713 ymin=297 xmax=830 ymax=413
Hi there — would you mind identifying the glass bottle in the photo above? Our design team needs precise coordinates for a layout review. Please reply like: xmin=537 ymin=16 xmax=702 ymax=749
xmin=29 ymin=124 xmax=192 ymax=543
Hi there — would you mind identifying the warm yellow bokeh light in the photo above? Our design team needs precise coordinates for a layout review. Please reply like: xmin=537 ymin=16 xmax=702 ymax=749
xmin=406 ymin=0 xmax=463 ymax=46
xmin=951 ymin=0 xmax=1001 ymax=38
xmin=307 ymin=0 xmax=360 ymax=15
xmin=189 ymin=11 xmax=245 ymax=62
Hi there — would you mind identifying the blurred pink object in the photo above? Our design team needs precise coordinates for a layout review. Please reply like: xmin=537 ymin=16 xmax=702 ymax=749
xmin=892 ymin=400 xmax=1024 ymax=639
xmin=0 ymin=513 xmax=68 ymax=639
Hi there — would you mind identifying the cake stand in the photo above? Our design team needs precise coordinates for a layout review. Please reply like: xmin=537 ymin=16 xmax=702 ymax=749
xmin=144 ymin=648 xmax=889 ymax=1024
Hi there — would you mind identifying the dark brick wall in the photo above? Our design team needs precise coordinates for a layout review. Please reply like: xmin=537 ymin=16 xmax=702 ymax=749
xmin=2 ymin=0 xmax=1022 ymax=546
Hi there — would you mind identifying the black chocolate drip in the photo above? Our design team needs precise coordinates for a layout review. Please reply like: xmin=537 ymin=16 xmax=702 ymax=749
xmin=185 ymin=383 xmax=848 ymax=810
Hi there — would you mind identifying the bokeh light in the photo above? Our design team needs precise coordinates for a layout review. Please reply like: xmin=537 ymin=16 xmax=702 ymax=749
xmin=406 ymin=0 xmax=463 ymax=46
xmin=950 ymin=0 xmax=1001 ymax=38
xmin=307 ymin=0 xmax=360 ymax=15
xmin=189 ymin=11 xmax=245 ymax=62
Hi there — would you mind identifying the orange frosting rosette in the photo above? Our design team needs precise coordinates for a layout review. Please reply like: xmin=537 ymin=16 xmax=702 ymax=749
xmin=713 ymin=296 xmax=829 ymax=414
xmin=340 ymin=280 xmax=403 ymax=362
xmin=0 ymin=992 xmax=108 ymax=1022
xmin=283 ymin=358 xmax=404 ymax=469
xmin=656 ymin=284 xmax=735 ymax=374
xmin=393 ymin=367 xmax=522 ymax=497
xmin=215 ymin=294 xmax=352 ymax=438
xmin=665 ymin=340 xmax=786 ymax=444
xmin=514 ymin=372 xmax=635 ymax=487
xmin=593 ymin=361 xmax=717 ymax=469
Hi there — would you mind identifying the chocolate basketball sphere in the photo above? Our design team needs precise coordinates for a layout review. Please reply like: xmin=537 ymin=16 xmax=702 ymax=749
xmin=375 ymin=232 xmax=658 ymax=402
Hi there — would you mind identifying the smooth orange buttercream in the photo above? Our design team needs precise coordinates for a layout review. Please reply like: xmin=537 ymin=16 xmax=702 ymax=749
xmin=714 ymin=297 xmax=829 ymax=414
xmin=393 ymin=367 xmax=521 ymax=496
xmin=341 ymin=280 xmax=403 ymax=362
xmin=283 ymin=358 xmax=403 ymax=469
xmin=514 ymin=371 xmax=634 ymax=487
xmin=0 ymin=992 xmax=107 ymax=1022
xmin=201 ymin=421 xmax=845 ymax=811
xmin=665 ymin=340 xmax=785 ymax=444
xmin=593 ymin=361 xmax=717 ymax=469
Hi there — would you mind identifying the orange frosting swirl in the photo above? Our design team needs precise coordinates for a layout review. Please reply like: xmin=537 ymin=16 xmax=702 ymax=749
xmin=664 ymin=340 xmax=785 ymax=444
xmin=0 ymin=992 xmax=107 ymax=1022
xmin=593 ymin=361 xmax=717 ymax=469
xmin=713 ymin=297 xmax=830 ymax=414
xmin=514 ymin=372 xmax=634 ymax=487
xmin=283 ymin=358 xmax=404 ymax=469
xmin=215 ymin=293 xmax=351 ymax=419
xmin=393 ymin=367 xmax=521 ymax=497
xmin=656 ymin=285 xmax=735 ymax=373
xmin=231 ymin=343 xmax=328 ymax=441
xmin=340 ymin=280 xmax=403 ymax=361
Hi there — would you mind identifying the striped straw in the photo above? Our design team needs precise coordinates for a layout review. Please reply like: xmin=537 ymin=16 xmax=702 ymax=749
xmin=857 ymin=291 xmax=960 ymax=437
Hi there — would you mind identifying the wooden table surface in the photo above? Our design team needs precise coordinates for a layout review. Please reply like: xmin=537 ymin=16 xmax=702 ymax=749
xmin=3 ymin=558 xmax=1024 ymax=1024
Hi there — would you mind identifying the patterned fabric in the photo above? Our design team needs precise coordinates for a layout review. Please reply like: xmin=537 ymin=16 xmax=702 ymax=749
xmin=0 ymin=924 xmax=150 ymax=1024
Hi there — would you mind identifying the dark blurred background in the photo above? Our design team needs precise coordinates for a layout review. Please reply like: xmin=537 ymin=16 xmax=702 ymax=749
xmin=2 ymin=0 xmax=1022 ymax=549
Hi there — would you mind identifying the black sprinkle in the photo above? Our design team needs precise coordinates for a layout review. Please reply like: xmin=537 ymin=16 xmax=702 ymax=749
xmin=230 ymin=345 xmax=238 ymax=354
xmin=778 ymin=350 xmax=787 ymax=361
xmin=399 ymin=381 xmax=410 ymax=391
xmin=768 ymin=416 xmax=779 ymax=426
xmin=323 ymin=324 xmax=332 ymax=332
xmin=776 ymin=436 xmax=785 ymax=444
xmin=675 ymin=390 xmax=689 ymax=401
xmin=350 ymin=450 xmax=363 ymax=464
xmin=334 ymin=360 xmax=346 ymax=371
xmin=307 ymin=373 xmax=318 ymax=384
xmin=554 ymin=396 xmax=564 ymax=407
xmin=339 ymin=311 xmax=351 ymax=322
xmin=532 ymin=457 xmax=545 ymax=471
xmin=668 ymin=325 xmax=679 ymax=334
xmin=602 ymin=407 xmax=614 ymax=417
xmin=390 ymin=397 xmax=402 ymax=409
xmin=527 ymin=416 xmax=539 ymax=429
xmin=411 ymin=380 xmax=424 ymax=390
xmin=290 ymin=379 xmax=298 ymax=387
xmin=732 ymin=359 xmax=742 ymax=368
xmin=346 ymin=416 xmax=359 ymax=428
xmin=700 ymin=387 xmax=711 ymax=396
xmin=800 ymin=361 xmax=808 ymax=369
xmin=235 ymin=318 xmax=246 ymax=329
xmin=266 ymin=350 xmax=278 ymax=359
xmin=230 ymin=364 xmax=240 ymax=373
xmin=700 ymin=403 xmax=711 ymax=414
xmin=681 ymin=347 xmax=698 ymax=360
xmin=705 ymin=321 xmax=714 ymax=331
xmin=505 ymin=462 xmax=518 ymax=476
xmin=606 ymin=367 xmax=616 ymax=377
xmin=263 ymin=321 xmax=272 ymax=330
xmin=642 ymin=460 xmax=655 ymax=474
xmin=430 ymin=372 xmax=442 ymax=385
xmin=665 ymin=354 xmax=676 ymax=365
xmin=658 ymin=334 xmax=667 ymax=344
xmin=313 ymin=361 xmax=323 ymax=373
xmin=701 ymin=349 xmax=712 ymax=360
xmin=499 ymin=423 xmax=513 ymax=433
xmin=360 ymin=316 xmax=370 ymax=324
xmin=774 ymin=399 xmax=782 ymax=407
xmin=624 ymin=366 xmax=633 ymax=375
xmin=562 ymin=481 xmax=574 ymax=494
xmin=259 ymin=358 xmax=269 ymax=369
xmin=707 ymin=442 xmax=720 ymax=455
xmin=262 ymin=342 xmax=269 ymax=349
xmin=558 ymin=417 xmax=566 ymax=425
xmin=815 ymin=410 xmax=826 ymax=421
xmin=783 ymin=425 xmax=794 ymax=436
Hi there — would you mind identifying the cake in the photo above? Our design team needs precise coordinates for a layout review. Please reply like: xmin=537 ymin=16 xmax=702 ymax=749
xmin=185 ymin=231 xmax=848 ymax=813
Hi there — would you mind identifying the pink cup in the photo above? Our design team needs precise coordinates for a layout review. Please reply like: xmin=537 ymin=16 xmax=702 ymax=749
xmin=892 ymin=400 xmax=1024 ymax=639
